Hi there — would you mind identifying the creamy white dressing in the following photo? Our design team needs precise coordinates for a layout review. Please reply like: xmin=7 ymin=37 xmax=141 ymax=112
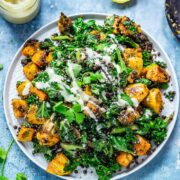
xmin=108 ymin=34 xmax=119 ymax=44
xmin=67 ymin=61 xmax=100 ymax=120
xmin=88 ymin=100 xmax=106 ymax=113
xmin=85 ymin=48 xmax=97 ymax=59
xmin=35 ymin=46 xmax=136 ymax=121
xmin=113 ymin=63 xmax=121 ymax=81
xmin=144 ymin=109 xmax=152 ymax=118
xmin=35 ymin=67 xmax=77 ymax=102
xmin=108 ymin=34 xmax=116 ymax=39
xmin=116 ymin=93 xmax=129 ymax=107
xmin=127 ymin=106 xmax=135 ymax=113
xmin=85 ymin=47 xmax=122 ymax=82
xmin=118 ymin=44 xmax=125 ymax=51
xmin=101 ymin=91 xmax=107 ymax=100
xmin=22 ymin=81 xmax=31 ymax=96
xmin=113 ymin=99 xmax=128 ymax=107
xmin=83 ymin=106 xmax=98 ymax=121
xmin=94 ymin=58 xmax=113 ymax=82
xmin=35 ymin=82 xmax=49 ymax=89
xmin=104 ymin=44 xmax=117 ymax=54
xmin=131 ymin=98 xmax=139 ymax=107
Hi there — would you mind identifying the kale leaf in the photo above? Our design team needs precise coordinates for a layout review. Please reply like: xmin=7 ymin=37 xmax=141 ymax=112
xmin=36 ymin=102 xmax=50 ymax=119
xmin=142 ymin=50 xmax=152 ymax=66
xmin=53 ymin=103 xmax=85 ymax=124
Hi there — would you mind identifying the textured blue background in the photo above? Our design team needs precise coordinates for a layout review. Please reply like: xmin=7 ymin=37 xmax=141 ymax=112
xmin=0 ymin=0 xmax=180 ymax=180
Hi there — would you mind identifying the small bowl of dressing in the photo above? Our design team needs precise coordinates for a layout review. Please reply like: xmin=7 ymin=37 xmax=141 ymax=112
xmin=0 ymin=0 xmax=40 ymax=24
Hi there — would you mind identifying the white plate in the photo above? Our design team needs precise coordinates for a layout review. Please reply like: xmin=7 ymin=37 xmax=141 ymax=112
xmin=3 ymin=13 xmax=179 ymax=180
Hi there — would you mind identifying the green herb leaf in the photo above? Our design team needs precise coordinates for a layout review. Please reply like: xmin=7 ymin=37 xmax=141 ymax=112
xmin=123 ymin=20 xmax=137 ymax=34
xmin=135 ymin=78 xmax=152 ymax=86
xmin=0 ymin=148 xmax=6 ymax=161
xmin=142 ymin=50 xmax=152 ymax=67
xmin=33 ymin=72 xmax=49 ymax=83
xmin=36 ymin=102 xmax=50 ymax=119
xmin=66 ymin=109 xmax=75 ymax=123
xmin=16 ymin=173 xmax=27 ymax=180
xmin=54 ymin=103 xmax=85 ymax=124
xmin=117 ymin=35 xmax=138 ymax=48
xmin=53 ymin=102 xmax=68 ymax=114
xmin=83 ymin=73 xmax=104 ymax=84
xmin=116 ymin=48 xmax=127 ymax=73
xmin=164 ymin=91 xmax=176 ymax=101
xmin=72 ymin=104 xmax=81 ymax=112
xmin=26 ymin=95 xmax=39 ymax=105
xmin=120 ymin=93 xmax=133 ymax=106
xmin=155 ymin=61 xmax=167 ymax=68
xmin=0 ymin=64 xmax=3 ymax=71
xmin=109 ymin=136 xmax=134 ymax=154
xmin=0 ymin=139 xmax=14 ymax=176
xmin=83 ymin=76 xmax=91 ymax=84
xmin=75 ymin=113 xmax=85 ymax=124
xmin=158 ymin=82 xmax=169 ymax=90
xmin=72 ymin=64 xmax=82 ymax=77
xmin=0 ymin=176 xmax=8 ymax=180
xmin=40 ymin=38 xmax=54 ymax=49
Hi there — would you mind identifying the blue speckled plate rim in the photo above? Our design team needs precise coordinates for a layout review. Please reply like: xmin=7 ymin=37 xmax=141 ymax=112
xmin=3 ymin=13 xmax=179 ymax=180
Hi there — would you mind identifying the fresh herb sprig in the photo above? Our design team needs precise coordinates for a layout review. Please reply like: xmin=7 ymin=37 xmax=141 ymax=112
xmin=0 ymin=139 xmax=27 ymax=180
xmin=53 ymin=103 xmax=85 ymax=124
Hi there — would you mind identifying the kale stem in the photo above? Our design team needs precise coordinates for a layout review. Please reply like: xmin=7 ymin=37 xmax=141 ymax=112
xmin=165 ymin=113 xmax=174 ymax=124
xmin=1 ymin=139 xmax=14 ymax=176
xmin=111 ymin=125 xmax=139 ymax=134
xmin=111 ymin=127 xmax=126 ymax=134
xmin=116 ymin=48 xmax=127 ymax=73
xmin=51 ymin=35 xmax=72 ymax=41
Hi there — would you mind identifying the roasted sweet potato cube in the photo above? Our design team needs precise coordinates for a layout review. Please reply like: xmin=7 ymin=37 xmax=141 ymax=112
xmin=47 ymin=153 xmax=70 ymax=176
xmin=116 ymin=152 xmax=134 ymax=167
xmin=16 ymin=81 xmax=32 ymax=97
xmin=12 ymin=99 xmax=28 ymax=118
xmin=30 ymin=86 xmax=47 ymax=101
xmin=90 ymin=30 xmax=99 ymax=35
xmin=36 ymin=131 xmax=60 ymax=147
xmin=142 ymin=88 xmax=163 ymax=114
xmin=127 ymin=71 xmax=138 ymax=84
xmin=90 ymin=30 xmax=106 ymax=40
xmin=46 ymin=52 xmax=53 ymax=64
xmin=112 ymin=16 xmax=141 ymax=35
xmin=124 ymin=83 xmax=149 ymax=102
xmin=58 ymin=12 xmax=72 ymax=34
xmin=134 ymin=135 xmax=151 ymax=156
xmin=142 ymin=64 xmax=170 ymax=83
xmin=84 ymin=85 xmax=92 ymax=96
xmin=22 ymin=39 xmax=39 ymax=56
xmin=122 ymin=48 xmax=143 ymax=75
xmin=36 ymin=120 xmax=60 ymax=146
xmin=84 ymin=102 xmax=98 ymax=116
xmin=27 ymin=105 xmax=46 ymax=124
xmin=118 ymin=107 xmax=140 ymax=125
xmin=100 ymin=33 xmax=106 ymax=40
xmin=23 ymin=62 xmax=40 ymax=81
xmin=17 ymin=126 xmax=35 ymax=142
xmin=32 ymin=50 xmax=47 ymax=67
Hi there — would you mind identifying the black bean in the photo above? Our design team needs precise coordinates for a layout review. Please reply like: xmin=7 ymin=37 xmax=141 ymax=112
xmin=13 ymin=125 xmax=18 ymax=130
xmin=74 ymin=170 xmax=78 ymax=174
xmin=83 ymin=169 xmax=87 ymax=174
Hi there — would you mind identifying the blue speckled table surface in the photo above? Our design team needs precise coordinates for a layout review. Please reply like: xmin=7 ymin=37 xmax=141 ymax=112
xmin=0 ymin=0 xmax=180 ymax=180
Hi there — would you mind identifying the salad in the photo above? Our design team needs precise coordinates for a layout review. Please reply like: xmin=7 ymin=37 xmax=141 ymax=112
xmin=12 ymin=13 xmax=175 ymax=179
